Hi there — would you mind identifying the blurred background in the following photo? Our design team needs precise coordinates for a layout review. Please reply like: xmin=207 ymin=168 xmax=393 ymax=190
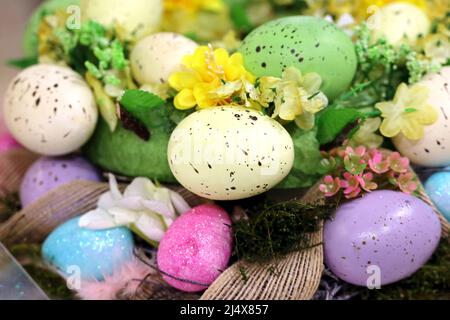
xmin=0 ymin=1 xmax=41 ymax=134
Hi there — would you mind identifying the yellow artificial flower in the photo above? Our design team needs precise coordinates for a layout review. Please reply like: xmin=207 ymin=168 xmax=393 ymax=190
xmin=349 ymin=117 xmax=384 ymax=148
xmin=164 ymin=0 xmax=224 ymax=13
xmin=169 ymin=46 xmax=255 ymax=110
xmin=254 ymin=67 xmax=328 ymax=130
xmin=376 ymin=83 xmax=438 ymax=140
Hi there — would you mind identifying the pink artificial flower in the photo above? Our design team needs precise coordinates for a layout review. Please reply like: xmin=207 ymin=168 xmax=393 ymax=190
xmin=341 ymin=172 xmax=362 ymax=199
xmin=360 ymin=172 xmax=378 ymax=192
xmin=368 ymin=149 xmax=390 ymax=174
xmin=345 ymin=146 xmax=367 ymax=158
xmin=388 ymin=152 xmax=410 ymax=173
xmin=396 ymin=172 xmax=418 ymax=194
xmin=319 ymin=175 xmax=342 ymax=197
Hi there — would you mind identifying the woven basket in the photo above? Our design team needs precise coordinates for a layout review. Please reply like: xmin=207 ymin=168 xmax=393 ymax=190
xmin=0 ymin=149 xmax=448 ymax=300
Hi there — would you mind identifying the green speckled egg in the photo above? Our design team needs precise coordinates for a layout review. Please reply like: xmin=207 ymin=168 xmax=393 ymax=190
xmin=239 ymin=16 xmax=357 ymax=101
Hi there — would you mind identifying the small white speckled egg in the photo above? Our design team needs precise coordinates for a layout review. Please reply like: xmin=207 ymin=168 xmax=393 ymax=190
xmin=393 ymin=66 xmax=450 ymax=167
xmin=168 ymin=107 xmax=294 ymax=200
xmin=80 ymin=0 xmax=162 ymax=41
xmin=370 ymin=2 xmax=430 ymax=47
xmin=131 ymin=33 xmax=198 ymax=85
xmin=3 ymin=64 xmax=98 ymax=156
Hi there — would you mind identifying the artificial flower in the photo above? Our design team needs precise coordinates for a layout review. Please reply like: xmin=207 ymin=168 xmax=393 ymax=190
xmin=360 ymin=172 xmax=378 ymax=192
xmin=341 ymin=172 xmax=362 ymax=198
xmin=368 ymin=149 xmax=390 ymax=173
xmin=387 ymin=152 xmax=410 ymax=173
xmin=79 ymin=174 xmax=190 ymax=245
xmin=253 ymin=67 xmax=328 ymax=130
xmin=395 ymin=172 xmax=419 ymax=194
xmin=375 ymin=83 xmax=438 ymax=140
xmin=319 ymin=175 xmax=342 ymax=197
xmin=212 ymin=30 xmax=242 ymax=52
xmin=343 ymin=146 xmax=367 ymax=175
xmin=169 ymin=45 xmax=255 ymax=110
xmin=164 ymin=0 xmax=225 ymax=13
xmin=349 ymin=117 xmax=384 ymax=148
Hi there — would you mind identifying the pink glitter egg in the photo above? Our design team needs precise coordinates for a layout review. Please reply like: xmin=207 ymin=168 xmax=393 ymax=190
xmin=157 ymin=204 xmax=233 ymax=292
xmin=0 ymin=132 xmax=21 ymax=152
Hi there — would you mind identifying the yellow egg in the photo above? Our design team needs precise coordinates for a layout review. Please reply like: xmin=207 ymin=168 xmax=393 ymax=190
xmin=168 ymin=107 xmax=294 ymax=200
xmin=131 ymin=33 xmax=198 ymax=85
xmin=80 ymin=0 xmax=162 ymax=41
xmin=369 ymin=2 xmax=430 ymax=47
xmin=393 ymin=67 xmax=450 ymax=167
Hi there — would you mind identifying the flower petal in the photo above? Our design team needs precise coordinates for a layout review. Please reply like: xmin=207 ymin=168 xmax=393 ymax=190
xmin=174 ymin=89 xmax=197 ymax=110
xmin=79 ymin=208 xmax=118 ymax=229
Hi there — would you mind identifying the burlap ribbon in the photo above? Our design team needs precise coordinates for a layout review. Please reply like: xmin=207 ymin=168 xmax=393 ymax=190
xmin=0 ymin=149 xmax=448 ymax=300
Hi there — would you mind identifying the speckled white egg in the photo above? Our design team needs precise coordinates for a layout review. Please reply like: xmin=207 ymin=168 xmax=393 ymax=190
xmin=81 ymin=0 xmax=162 ymax=41
xmin=168 ymin=107 xmax=294 ymax=200
xmin=3 ymin=64 xmax=98 ymax=156
xmin=370 ymin=2 xmax=430 ymax=47
xmin=393 ymin=67 xmax=450 ymax=167
xmin=131 ymin=32 xmax=198 ymax=85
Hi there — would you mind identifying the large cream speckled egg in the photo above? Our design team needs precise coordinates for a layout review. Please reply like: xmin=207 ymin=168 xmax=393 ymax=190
xmin=370 ymin=2 xmax=430 ymax=47
xmin=131 ymin=33 xmax=198 ymax=85
xmin=393 ymin=67 xmax=450 ymax=167
xmin=168 ymin=107 xmax=294 ymax=200
xmin=3 ymin=64 xmax=98 ymax=156
xmin=80 ymin=0 xmax=162 ymax=41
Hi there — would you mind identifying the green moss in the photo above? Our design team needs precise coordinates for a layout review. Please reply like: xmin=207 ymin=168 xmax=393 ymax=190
xmin=361 ymin=237 xmax=450 ymax=300
xmin=233 ymin=199 xmax=336 ymax=262
xmin=10 ymin=244 xmax=75 ymax=300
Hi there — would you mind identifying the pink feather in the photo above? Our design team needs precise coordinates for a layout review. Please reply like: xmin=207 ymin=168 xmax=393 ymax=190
xmin=77 ymin=258 xmax=152 ymax=300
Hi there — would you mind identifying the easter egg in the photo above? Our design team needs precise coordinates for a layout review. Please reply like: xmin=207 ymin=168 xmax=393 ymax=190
xmin=20 ymin=155 xmax=102 ymax=207
xmin=131 ymin=32 xmax=198 ymax=85
xmin=0 ymin=132 xmax=21 ymax=153
xmin=324 ymin=190 xmax=441 ymax=286
xmin=168 ymin=107 xmax=295 ymax=200
xmin=3 ymin=64 xmax=98 ymax=156
xmin=23 ymin=0 xmax=80 ymax=57
xmin=42 ymin=217 xmax=134 ymax=281
xmin=239 ymin=16 xmax=357 ymax=100
xmin=425 ymin=167 xmax=450 ymax=222
xmin=157 ymin=204 xmax=232 ymax=292
xmin=80 ymin=0 xmax=162 ymax=41
xmin=369 ymin=2 xmax=430 ymax=47
xmin=393 ymin=67 xmax=450 ymax=167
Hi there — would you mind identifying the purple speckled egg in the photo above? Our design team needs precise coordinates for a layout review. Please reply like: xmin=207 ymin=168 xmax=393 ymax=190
xmin=20 ymin=155 xmax=102 ymax=207
xmin=0 ymin=132 xmax=21 ymax=152
xmin=157 ymin=204 xmax=233 ymax=292
xmin=324 ymin=190 xmax=441 ymax=286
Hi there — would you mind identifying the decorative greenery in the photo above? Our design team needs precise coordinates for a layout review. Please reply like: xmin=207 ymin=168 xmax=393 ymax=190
xmin=233 ymin=199 xmax=336 ymax=262
xmin=10 ymin=244 xmax=75 ymax=300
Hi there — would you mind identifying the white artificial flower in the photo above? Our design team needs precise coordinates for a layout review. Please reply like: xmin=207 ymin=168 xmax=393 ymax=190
xmin=79 ymin=174 xmax=191 ymax=243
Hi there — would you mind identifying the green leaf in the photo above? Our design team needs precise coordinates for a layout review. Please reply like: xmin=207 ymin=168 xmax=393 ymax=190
xmin=317 ymin=107 xmax=362 ymax=145
xmin=7 ymin=56 xmax=38 ymax=69
xmin=228 ymin=0 xmax=253 ymax=32
xmin=277 ymin=125 xmax=323 ymax=189
xmin=120 ymin=89 xmax=165 ymax=111
xmin=120 ymin=90 xmax=168 ymax=130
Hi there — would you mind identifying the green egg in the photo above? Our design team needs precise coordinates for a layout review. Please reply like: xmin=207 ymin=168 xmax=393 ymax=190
xmin=239 ymin=16 xmax=357 ymax=101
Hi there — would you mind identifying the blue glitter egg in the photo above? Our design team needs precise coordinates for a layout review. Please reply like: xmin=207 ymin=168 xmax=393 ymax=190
xmin=425 ymin=167 xmax=450 ymax=222
xmin=42 ymin=217 xmax=134 ymax=281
